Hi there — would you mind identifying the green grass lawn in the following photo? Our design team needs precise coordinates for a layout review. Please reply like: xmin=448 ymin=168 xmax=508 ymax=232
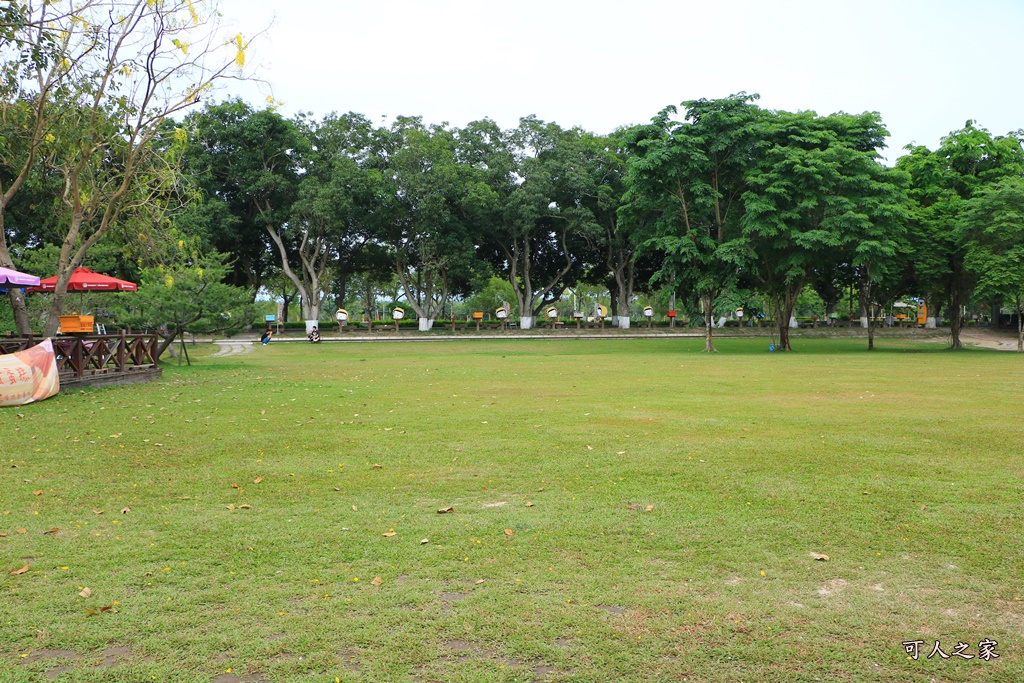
xmin=1 ymin=337 xmax=1022 ymax=682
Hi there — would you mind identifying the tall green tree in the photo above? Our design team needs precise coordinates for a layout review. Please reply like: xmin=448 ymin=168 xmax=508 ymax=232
xmin=183 ymin=102 xmax=314 ymax=316
xmin=181 ymin=99 xmax=277 ymax=292
xmin=624 ymin=94 xmax=766 ymax=350
xmin=897 ymin=122 xmax=1024 ymax=348
xmin=471 ymin=117 xmax=602 ymax=328
xmin=742 ymin=110 xmax=898 ymax=351
xmin=302 ymin=112 xmax=381 ymax=309
xmin=373 ymin=117 xmax=486 ymax=329
xmin=960 ymin=178 xmax=1024 ymax=351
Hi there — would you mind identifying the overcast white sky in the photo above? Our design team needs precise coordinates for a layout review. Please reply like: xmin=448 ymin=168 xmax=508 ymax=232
xmin=214 ymin=0 xmax=1024 ymax=162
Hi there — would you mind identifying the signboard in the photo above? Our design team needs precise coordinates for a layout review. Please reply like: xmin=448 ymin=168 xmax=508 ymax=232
xmin=0 ymin=339 xmax=60 ymax=407
xmin=265 ymin=315 xmax=277 ymax=322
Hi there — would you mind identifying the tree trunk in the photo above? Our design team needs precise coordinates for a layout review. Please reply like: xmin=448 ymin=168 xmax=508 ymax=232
xmin=6 ymin=288 xmax=33 ymax=338
xmin=156 ymin=324 xmax=182 ymax=359
xmin=1016 ymin=298 xmax=1023 ymax=353
xmin=858 ymin=284 xmax=869 ymax=329
xmin=948 ymin=288 xmax=963 ymax=350
xmin=1017 ymin=312 xmax=1023 ymax=352
xmin=823 ymin=291 xmax=839 ymax=327
xmin=615 ymin=280 xmax=631 ymax=330
xmin=44 ymin=285 xmax=70 ymax=337
xmin=924 ymin=295 xmax=940 ymax=329
xmin=334 ymin=269 xmax=348 ymax=311
xmin=861 ymin=278 xmax=875 ymax=351
xmin=775 ymin=286 xmax=799 ymax=351
xmin=702 ymin=294 xmax=716 ymax=353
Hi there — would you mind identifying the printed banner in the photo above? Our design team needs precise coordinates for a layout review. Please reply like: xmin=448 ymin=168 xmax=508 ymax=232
xmin=0 ymin=339 xmax=60 ymax=407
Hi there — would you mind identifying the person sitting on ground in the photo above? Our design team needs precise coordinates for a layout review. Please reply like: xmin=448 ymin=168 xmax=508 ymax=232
xmin=308 ymin=326 xmax=320 ymax=343
xmin=260 ymin=329 xmax=272 ymax=345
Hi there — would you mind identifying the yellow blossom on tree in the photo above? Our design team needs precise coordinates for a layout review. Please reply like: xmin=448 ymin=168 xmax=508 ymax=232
xmin=234 ymin=33 xmax=246 ymax=67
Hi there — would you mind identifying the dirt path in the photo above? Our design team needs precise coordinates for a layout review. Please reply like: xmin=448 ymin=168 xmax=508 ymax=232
xmin=960 ymin=332 xmax=1022 ymax=352
xmin=210 ymin=341 xmax=254 ymax=358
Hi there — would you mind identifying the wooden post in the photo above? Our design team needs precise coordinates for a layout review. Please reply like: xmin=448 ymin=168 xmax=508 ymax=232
xmin=117 ymin=329 xmax=126 ymax=372
xmin=72 ymin=338 xmax=84 ymax=380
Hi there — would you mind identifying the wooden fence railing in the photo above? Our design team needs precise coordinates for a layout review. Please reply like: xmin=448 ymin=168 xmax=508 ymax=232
xmin=0 ymin=332 xmax=159 ymax=383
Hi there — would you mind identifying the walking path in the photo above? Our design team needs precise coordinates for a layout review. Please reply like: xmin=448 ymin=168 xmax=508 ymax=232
xmin=960 ymin=332 xmax=1021 ymax=352
xmin=214 ymin=331 xmax=704 ymax=345
xmin=210 ymin=341 xmax=254 ymax=357
xmin=209 ymin=328 xmax=1014 ymax=350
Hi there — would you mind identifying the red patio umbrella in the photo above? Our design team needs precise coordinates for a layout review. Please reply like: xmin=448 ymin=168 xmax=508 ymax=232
xmin=30 ymin=267 xmax=137 ymax=292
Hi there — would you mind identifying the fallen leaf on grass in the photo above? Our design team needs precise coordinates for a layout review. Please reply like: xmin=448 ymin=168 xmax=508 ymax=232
xmin=92 ymin=509 xmax=103 ymax=515
xmin=32 ymin=490 xmax=43 ymax=496
xmin=645 ymin=505 xmax=654 ymax=512
xmin=334 ymin=487 xmax=341 ymax=492
xmin=231 ymin=483 xmax=239 ymax=489
xmin=420 ymin=538 xmax=429 ymax=545
xmin=617 ymin=451 xmax=626 ymax=455
xmin=383 ymin=531 xmax=396 ymax=537
xmin=525 ymin=502 xmax=534 ymax=507
xmin=504 ymin=529 xmax=514 ymax=537
xmin=238 ymin=504 xmax=251 ymax=510
xmin=371 ymin=576 xmax=383 ymax=586
xmin=627 ymin=503 xmax=641 ymax=511
xmin=438 ymin=506 xmax=454 ymax=514
xmin=537 ymin=487 xmax=544 ymax=492
xmin=226 ymin=504 xmax=235 ymax=511
xmin=587 ymin=445 xmax=593 ymax=450
xmin=86 ymin=606 xmax=114 ymax=617
xmin=79 ymin=587 xmax=92 ymax=598
xmin=10 ymin=563 xmax=29 ymax=575
xmin=43 ymin=528 xmax=59 ymax=535
xmin=120 ymin=507 xmax=130 ymax=514
xmin=0 ymin=532 xmax=5 ymax=537
xmin=810 ymin=552 xmax=830 ymax=562
xmin=474 ymin=579 xmax=484 ymax=585
xmin=352 ymin=505 xmax=358 ymax=512
xmin=252 ymin=477 xmax=263 ymax=484
xmin=371 ymin=464 xmax=383 ymax=469
xmin=16 ymin=528 xmax=26 ymax=534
